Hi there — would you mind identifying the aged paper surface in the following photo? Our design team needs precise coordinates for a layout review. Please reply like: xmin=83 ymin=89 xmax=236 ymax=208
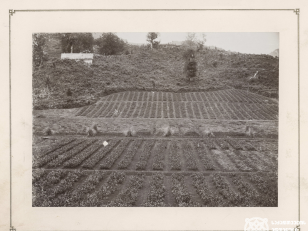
xmin=0 ymin=0 xmax=307 ymax=230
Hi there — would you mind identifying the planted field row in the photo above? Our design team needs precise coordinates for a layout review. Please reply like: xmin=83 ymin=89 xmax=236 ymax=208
xmin=108 ymin=174 xmax=145 ymax=207
xmin=34 ymin=138 xmax=277 ymax=172
xmin=33 ymin=138 xmax=76 ymax=159
xmin=33 ymin=170 xmax=277 ymax=207
xmin=182 ymin=142 xmax=199 ymax=170
xmin=143 ymin=174 xmax=166 ymax=207
xmin=82 ymin=172 xmax=126 ymax=207
xmin=98 ymin=90 xmax=276 ymax=104
xmin=77 ymin=101 xmax=277 ymax=120
xmin=169 ymin=142 xmax=182 ymax=170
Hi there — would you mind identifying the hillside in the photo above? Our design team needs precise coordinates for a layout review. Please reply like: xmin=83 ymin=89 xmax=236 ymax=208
xmin=33 ymin=47 xmax=279 ymax=109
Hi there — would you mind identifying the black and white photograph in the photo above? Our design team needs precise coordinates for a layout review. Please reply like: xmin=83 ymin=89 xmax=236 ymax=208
xmin=32 ymin=32 xmax=279 ymax=207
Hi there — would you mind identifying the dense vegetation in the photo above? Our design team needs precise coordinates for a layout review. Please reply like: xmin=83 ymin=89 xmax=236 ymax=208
xmin=33 ymin=46 xmax=279 ymax=109
xmin=94 ymin=33 xmax=127 ymax=55
xmin=61 ymin=33 xmax=94 ymax=53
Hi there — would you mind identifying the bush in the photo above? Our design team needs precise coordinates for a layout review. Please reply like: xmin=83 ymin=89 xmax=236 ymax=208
xmin=146 ymin=32 xmax=160 ymax=49
xmin=186 ymin=61 xmax=197 ymax=77
xmin=182 ymin=49 xmax=195 ymax=60
xmin=183 ymin=49 xmax=197 ymax=79
xmin=43 ymin=127 xmax=53 ymax=135
xmin=95 ymin=33 xmax=127 ymax=55
xmin=66 ymin=88 xmax=72 ymax=96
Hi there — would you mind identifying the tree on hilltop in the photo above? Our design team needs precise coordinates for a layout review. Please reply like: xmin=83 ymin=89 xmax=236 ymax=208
xmin=33 ymin=33 xmax=49 ymax=68
xmin=182 ymin=32 xmax=206 ymax=51
xmin=94 ymin=33 xmax=127 ymax=55
xmin=146 ymin=32 xmax=160 ymax=49
xmin=61 ymin=33 xmax=94 ymax=53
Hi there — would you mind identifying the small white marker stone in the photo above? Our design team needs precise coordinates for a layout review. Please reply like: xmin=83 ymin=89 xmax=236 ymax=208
xmin=103 ymin=141 xmax=108 ymax=147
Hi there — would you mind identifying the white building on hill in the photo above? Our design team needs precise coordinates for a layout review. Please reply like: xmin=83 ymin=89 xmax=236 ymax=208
xmin=170 ymin=41 xmax=183 ymax=45
xmin=61 ymin=53 xmax=94 ymax=64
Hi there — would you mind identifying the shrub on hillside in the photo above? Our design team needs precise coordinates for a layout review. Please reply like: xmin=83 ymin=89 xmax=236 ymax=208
xmin=66 ymin=88 xmax=72 ymax=96
xmin=183 ymin=49 xmax=198 ymax=80
xmin=182 ymin=49 xmax=195 ymax=60
xmin=43 ymin=127 xmax=53 ymax=136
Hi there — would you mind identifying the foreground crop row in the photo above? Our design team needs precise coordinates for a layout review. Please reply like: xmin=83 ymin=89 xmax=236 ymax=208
xmin=33 ymin=137 xmax=277 ymax=171
xmin=33 ymin=170 xmax=277 ymax=207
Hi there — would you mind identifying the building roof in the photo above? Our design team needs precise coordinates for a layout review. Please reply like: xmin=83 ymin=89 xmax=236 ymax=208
xmin=61 ymin=53 xmax=94 ymax=60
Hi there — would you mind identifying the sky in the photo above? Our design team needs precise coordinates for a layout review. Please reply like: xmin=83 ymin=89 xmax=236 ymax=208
xmin=93 ymin=32 xmax=279 ymax=55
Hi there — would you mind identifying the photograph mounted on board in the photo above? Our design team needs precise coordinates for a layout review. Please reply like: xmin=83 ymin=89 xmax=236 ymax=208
xmin=32 ymin=32 xmax=279 ymax=207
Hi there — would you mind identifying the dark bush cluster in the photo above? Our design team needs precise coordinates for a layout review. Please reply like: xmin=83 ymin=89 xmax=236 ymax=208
xmin=183 ymin=49 xmax=198 ymax=80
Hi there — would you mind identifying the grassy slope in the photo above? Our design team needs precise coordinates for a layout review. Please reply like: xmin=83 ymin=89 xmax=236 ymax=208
xmin=33 ymin=48 xmax=279 ymax=109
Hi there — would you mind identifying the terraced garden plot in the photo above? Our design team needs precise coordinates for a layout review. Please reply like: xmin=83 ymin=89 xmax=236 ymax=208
xmin=75 ymin=90 xmax=278 ymax=120
xmin=99 ymin=90 xmax=276 ymax=103
xmin=33 ymin=136 xmax=278 ymax=207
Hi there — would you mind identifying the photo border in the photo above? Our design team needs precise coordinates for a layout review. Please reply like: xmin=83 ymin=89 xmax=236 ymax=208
xmin=8 ymin=8 xmax=300 ymax=231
